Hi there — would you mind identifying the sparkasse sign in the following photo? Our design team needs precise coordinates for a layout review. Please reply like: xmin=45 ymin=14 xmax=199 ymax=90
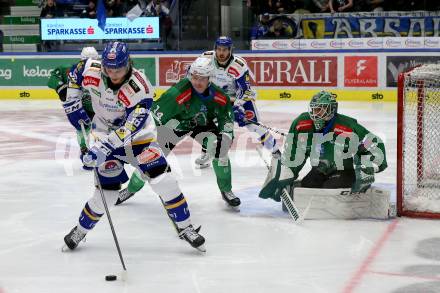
xmin=41 ymin=17 xmax=159 ymax=40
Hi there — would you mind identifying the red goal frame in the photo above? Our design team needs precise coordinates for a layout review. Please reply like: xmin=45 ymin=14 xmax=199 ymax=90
xmin=397 ymin=67 xmax=440 ymax=219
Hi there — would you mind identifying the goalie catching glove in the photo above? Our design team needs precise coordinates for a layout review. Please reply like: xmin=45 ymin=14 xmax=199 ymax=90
xmin=259 ymin=155 xmax=296 ymax=202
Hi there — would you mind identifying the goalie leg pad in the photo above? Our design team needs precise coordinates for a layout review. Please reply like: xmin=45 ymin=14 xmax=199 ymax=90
xmin=259 ymin=157 xmax=295 ymax=202
xmin=293 ymin=186 xmax=392 ymax=220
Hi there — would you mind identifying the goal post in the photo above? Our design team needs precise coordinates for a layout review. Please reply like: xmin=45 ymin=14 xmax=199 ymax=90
xmin=397 ymin=64 xmax=440 ymax=218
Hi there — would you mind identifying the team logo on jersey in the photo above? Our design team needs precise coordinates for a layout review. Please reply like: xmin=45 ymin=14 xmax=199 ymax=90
xmin=98 ymin=160 xmax=124 ymax=177
xmin=117 ymin=90 xmax=131 ymax=107
xmin=227 ymin=67 xmax=240 ymax=77
xmin=296 ymin=119 xmax=313 ymax=131
xmin=83 ymin=76 xmax=100 ymax=87
xmin=129 ymin=79 xmax=140 ymax=93
xmin=244 ymin=110 xmax=255 ymax=120
xmin=137 ymin=146 xmax=162 ymax=164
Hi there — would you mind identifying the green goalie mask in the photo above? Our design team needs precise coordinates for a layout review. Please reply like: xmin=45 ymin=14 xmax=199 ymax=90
xmin=308 ymin=91 xmax=338 ymax=130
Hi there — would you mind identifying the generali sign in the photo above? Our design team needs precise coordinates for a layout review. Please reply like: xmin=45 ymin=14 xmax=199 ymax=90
xmin=246 ymin=57 xmax=337 ymax=86
xmin=159 ymin=56 xmax=337 ymax=87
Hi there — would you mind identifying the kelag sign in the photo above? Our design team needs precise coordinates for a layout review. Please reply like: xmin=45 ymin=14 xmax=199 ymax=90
xmin=41 ymin=17 xmax=159 ymax=40
xmin=0 ymin=57 xmax=156 ymax=86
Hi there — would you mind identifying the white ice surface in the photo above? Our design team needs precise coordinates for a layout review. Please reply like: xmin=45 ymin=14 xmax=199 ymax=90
xmin=1 ymin=100 xmax=439 ymax=293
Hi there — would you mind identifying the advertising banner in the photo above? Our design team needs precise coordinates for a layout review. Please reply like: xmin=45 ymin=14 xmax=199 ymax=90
xmin=302 ymin=14 xmax=440 ymax=39
xmin=159 ymin=56 xmax=337 ymax=87
xmin=386 ymin=56 xmax=440 ymax=87
xmin=0 ymin=57 xmax=156 ymax=87
xmin=251 ymin=37 xmax=440 ymax=51
xmin=41 ymin=17 xmax=159 ymax=40
xmin=158 ymin=57 xmax=196 ymax=86
xmin=344 ymin=56 xmax=378 ymax=87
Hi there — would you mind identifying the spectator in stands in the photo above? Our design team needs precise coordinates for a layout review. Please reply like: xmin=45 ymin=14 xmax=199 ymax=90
xmin=40 ymin=0 xmax=61 ymax=18
xmin=290 ymin=0 xmax=311 ymax=13
xmin=250 ymin=13 xmax=270 ymax=40
xmin=143 ymin=0 xmax=172 ymax=49
xmin=144 ymin=0 xmax=170 ymax=17
xmin=56 ymin=0 xmax=75 ymax=16
xmin=106 ymin=0 xmax=124 ymax=17
xmin=266 ymin=18 xmax=294 ymax=39
xmin=329 ymin=0 xmax=353 ymax=12
xmin=363 ymin=0 xmax=384 ymax=11
xmin=310 ymin=0 xmax=330 ymax=12
xmin=81 ymin=0 xmax=97 ymax=18
xmin=121 ymin=0 xmax=138 ymax=16
xmin=273 ymin=0 xmax=290 ymax=13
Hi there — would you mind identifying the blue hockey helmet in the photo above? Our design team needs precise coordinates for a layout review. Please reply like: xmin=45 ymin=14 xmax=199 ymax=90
xmin=214 ymin=36 xmax=233 ymax=49
xmin=102 ymin=41 xmax=130 ymax=69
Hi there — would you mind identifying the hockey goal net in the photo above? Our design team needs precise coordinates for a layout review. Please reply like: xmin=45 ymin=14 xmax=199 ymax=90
xmin=397 ymin=64 xmax=440 ymax=218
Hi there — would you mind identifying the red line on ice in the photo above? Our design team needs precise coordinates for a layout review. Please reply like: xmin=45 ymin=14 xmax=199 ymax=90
xmin=342 ymin=219 xmax=399 ymax=293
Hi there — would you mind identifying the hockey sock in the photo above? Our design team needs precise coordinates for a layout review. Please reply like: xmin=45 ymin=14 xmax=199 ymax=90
xmin=78 ymin=202 xmax=103 ymax=230
xmin=260 ymin=131 xmax=279 ymax=153
xmin=127 ymin=170 xmax=146 ymax=194
xmin=76 ymin=126 xmax=90 ymax=150
xmin=212 ymin=158 xmax=232 ymax=192
xmin=163 ymin=193 xmax=191 ymax=229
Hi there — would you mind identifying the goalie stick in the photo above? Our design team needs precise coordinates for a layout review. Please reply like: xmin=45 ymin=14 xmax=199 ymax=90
xmin=80 ymin=122 xmax=128 ymax=280
xmin=255 ymin=146 xmax=303 ymax=223
xmin=246 ymin=119 xmax=288 ymax=137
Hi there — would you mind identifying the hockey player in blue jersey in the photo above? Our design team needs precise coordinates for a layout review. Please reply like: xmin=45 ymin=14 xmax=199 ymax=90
xmin=194 ymin=36 xmax=280 ymax=168
xmin=61 ymin=41 xmax=205 ymax=252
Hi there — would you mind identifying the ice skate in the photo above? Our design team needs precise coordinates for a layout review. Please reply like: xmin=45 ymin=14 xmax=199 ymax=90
xmin=221 ymin=191 xmax=241 ymax=210
xmin=195 ymin=152 xmax=211 ymax=169
xmin=115 ymin=188 xmax=136 ymax=205
xmin=62 ymin=226 xmax=87 ymax=251
xmin=178 ymin=225 xmax=206 ymax=252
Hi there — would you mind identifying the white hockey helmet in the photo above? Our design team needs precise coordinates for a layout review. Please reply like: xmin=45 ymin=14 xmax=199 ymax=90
xmin=189 ymin=57 xmax=214 ymax=78
xmin=80 ymin=46 xmax=99 ymax=60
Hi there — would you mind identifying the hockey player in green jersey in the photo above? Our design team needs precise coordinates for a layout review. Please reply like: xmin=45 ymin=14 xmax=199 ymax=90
xmin=259 ymin=91 xmax=388 ymax=202
xmin=48 ymin=47 xmax=98 ymax=170
xmin=116 ymin=56 xmax=240 ymax=208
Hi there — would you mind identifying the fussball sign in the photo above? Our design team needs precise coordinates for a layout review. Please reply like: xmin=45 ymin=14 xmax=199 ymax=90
xmin=41 ymin=17 xmax=159 ymax=40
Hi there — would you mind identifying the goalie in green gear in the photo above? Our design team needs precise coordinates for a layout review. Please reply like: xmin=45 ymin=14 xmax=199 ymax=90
xmin=116 ymin=57 xmax=240 ymax=209
xmin=259 ymin=91 xmax=388 ymax=202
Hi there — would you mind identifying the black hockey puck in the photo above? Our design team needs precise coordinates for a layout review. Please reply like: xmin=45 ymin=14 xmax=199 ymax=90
xmin=105 ymin=275 xmax=117 ymax=281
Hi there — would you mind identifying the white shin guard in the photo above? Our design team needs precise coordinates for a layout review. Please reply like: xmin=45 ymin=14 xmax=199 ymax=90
xmin=87 ymin=188 xmax=120 ymax=215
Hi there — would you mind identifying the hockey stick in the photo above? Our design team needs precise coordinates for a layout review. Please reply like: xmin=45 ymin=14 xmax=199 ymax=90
xmin=246 ymin=119 xmax=288 ymax=137
xmin=255 ymin=146 xmax=303 ymax=222
xmin=80 ymin=122 xmax=128 ymax=281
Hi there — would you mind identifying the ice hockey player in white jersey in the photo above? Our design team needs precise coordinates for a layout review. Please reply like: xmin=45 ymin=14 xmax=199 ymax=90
xmin=195 ymin=36 xmax=280 ymax=168
xmin=62 ymin=41 xmax=205 ymax=252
